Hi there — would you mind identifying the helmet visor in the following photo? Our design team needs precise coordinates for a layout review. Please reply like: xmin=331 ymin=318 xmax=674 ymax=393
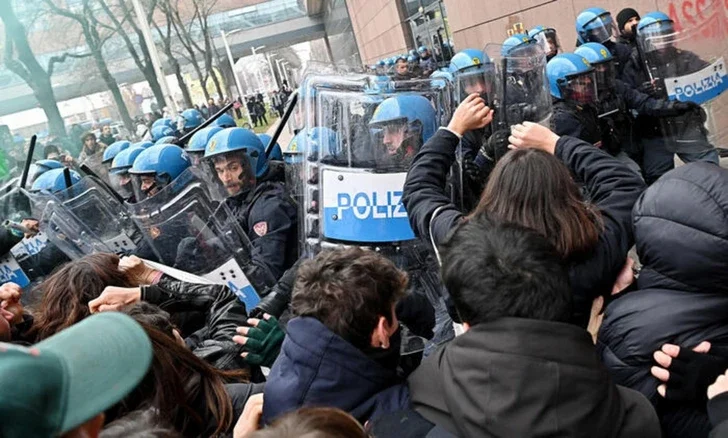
xmin=110 ymin=170 xmax=134 ymax=200
xmin=370 ymin=120 xmax=423 ymax=168
xmin=592 ymin=60 xmax=617 ymax=93
xmin=131 ymin=173 xmax=163 ymax=203
xmin=533 ymin=28 xmax=561 ymax=59
xmin=583 ymin=13 xmax=619 ymax=43
xmin=638 ymin=21 xmax=676 ymax=53
xmin=559 ymin=71 xmax=598 ymax=105
xmin=455 ymin=66 xmax=495 ymax=103
xmin=203 ymin=150 xmax=257 ymax=198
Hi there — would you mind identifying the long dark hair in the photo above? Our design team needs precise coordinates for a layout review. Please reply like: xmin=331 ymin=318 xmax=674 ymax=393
xmin=29 ymin=253 xmax=134 ymax=341
xmin=111 ymin=303 xmax=248 ymax=437
xmin=470 ymin=148 xmax=602 ymax=258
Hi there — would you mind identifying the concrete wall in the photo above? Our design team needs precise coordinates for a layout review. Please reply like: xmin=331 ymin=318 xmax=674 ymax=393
xmin=346 ymin=0 xmax=413 ymax=64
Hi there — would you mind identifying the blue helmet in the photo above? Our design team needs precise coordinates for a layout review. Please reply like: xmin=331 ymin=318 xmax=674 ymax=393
xmin=430 ymin=69 xmax=454 ymax=82
xmin=418 ymin=46 xmax=428 ymax=54
xmin=449 ymin=48 xmax=491 ymax=74
xmin=152 ymin=118 xmax=174 ymax=129
xmin=574 ymin=42 xmax=614 ymax=64
xmin=529 ymin=25 xmax=561 ymax=60
xmin=34 ymin=159 xmax=63 ymax=174
xmin=187 ymin=126 xmax=223 ymax=154
xmin=132 ymin=141 xmax=154 ymax=149
xmin=205 ymin=128 xmax=268 ymax=178
xmin=637 ymin=11 xmax=674 ymax=40
xmin=129 ymin=144 xmax=191 ymax=181
xmin=178 ymin=109 xmax=204 ymax=131
xmin=369 ymin=95 xmax=437 ymax=145
xmin=31 ymin=168 xmax=81 ymax=193
xmin=154 ymin=135 xmax=178 ymax=146
xmin=213 ymin=114 xmax=236 ymax=129
xmin=257 ymin=134 xmax=283 ymax=161
xmin=575 ymin=7 xmax=617 ymax=45
xmin=407 ymin=55 xmax=418 ymax=63
xmin=502 ymin=33 xmax=536 ymax=56
xmin=547 ymin=53 xmax=597 ymax=104
xmin=377 ymin=60 xmax=386 ymax=67
xmin=102 ymin=140 xmax=131 ymax=164
xmin=110 ymin=147 xmax=145 ymax=175
xmin=384 ymin=58 xmax=394 ymax=67
xmin=151 ymin=125 xmax=175 ymax=142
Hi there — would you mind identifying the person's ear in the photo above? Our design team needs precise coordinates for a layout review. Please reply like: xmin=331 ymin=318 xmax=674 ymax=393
xmin=370 ymin=316 xmax=392 ymax=349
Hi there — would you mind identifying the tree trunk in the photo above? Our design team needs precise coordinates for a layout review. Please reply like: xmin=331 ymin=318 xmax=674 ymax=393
xmin=145 ymin=64 xmax=166 ymax=108
xmin=87 ymin=38 xmax=134 ymax=132
xmin=0 ymin=3 xmax=66 ymax=137
xmin=171 ymin=59 xmax=193 ymax=108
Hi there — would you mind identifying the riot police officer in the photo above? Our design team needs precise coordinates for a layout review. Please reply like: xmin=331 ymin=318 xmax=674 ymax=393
xmin=407 ymin=54 xmax=422 ymax=78
xmin=109 ymin=146 xmax=146 ymax=202
xmin=418 ymin=46 xmax=437 ymax=76
xmin=176 ymin=109 xmax=205 ymax=140
xmin=101 ymin=140 xmax=131 ymax=171
xmin=529 ymin=25 xmax=561 ymax=61
xmin=575 ymin=7 xmax=633 ymax=76
xmin=573 ymin=42 xmax=701 ymax=172
xmin=203 ymin=128 xmax=298 ymax=283
xmin=622 ymin=11 xmax=720 ymax=183
xmin=213 ymin=113 xmax=237 ymax=129
xmin=128 ymin=143 xmax=192 ymax=202
xmin=257 ymin=133 xmax=285 ymax=184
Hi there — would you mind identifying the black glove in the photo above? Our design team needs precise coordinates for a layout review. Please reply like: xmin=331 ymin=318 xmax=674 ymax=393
xmin=669 ymin=100 xmax=702 ymax=115
xmin=662 ymin=349 xmax=728 ymax=405
xmin=250 ymin=258 xmax=303 ymax=319
xmin=482 ymin=129 xmax=511 ymax=162
xmin=638 ymin=81 xmax=657 ymax=96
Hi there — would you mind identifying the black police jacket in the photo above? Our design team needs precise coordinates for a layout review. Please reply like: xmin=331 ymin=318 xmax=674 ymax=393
xmin=402 ymin=129 xmax=646 ymax=327
xmin=597 ymin=163 xmax=728 ymax=438
xmin=225 ymin=181 xmax=298 ymax=285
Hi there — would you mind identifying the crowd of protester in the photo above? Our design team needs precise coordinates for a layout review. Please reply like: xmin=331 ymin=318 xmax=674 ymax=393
xmin=2 ymin=4 xmax=728 ymax=438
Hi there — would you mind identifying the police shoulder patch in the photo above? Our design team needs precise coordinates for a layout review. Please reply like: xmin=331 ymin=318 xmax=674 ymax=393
xmin=253 ymin=221 xmax=268 ymax=237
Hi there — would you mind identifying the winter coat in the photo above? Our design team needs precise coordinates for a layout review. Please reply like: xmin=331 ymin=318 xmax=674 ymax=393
xmin=263 ymin=316 xmax=409 ymax=425
xmin=372 ymin=317 xmax=661 ymax=438
xmin=402 ymin=129 xmax=645 ymax=327
xmin=598 ymin=162 xmax=728 ymax=438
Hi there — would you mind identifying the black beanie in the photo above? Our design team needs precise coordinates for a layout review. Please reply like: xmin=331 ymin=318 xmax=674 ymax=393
xmin=617 ymin=8 xmax=640 ymax=31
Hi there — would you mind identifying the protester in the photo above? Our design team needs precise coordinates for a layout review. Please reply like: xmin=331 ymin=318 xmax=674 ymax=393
xmin=101 ymin=409 xmax=180 ymax=438
xmin=262 ymin=247 xmax=410 ymax=424
xmin=98 ymin=125 xmax=117 ymax=147
xmin=250 ymin=407 xmax=369 ymax=438
xmin=0 ymin=312 xmax=152 ymax=438
xmin=598 ymin=162 xmax=728 ymax=438
xmin=208 ymin=98 xmax=220 ymax=115
xmin=708 ymin=371 xmax=728 ymax=436
xmin=106 ymin=302 xmax=263 ymax=437
xmin=78 ymin=131 xmax=105 ymax=162
xmin=617 ymin=7 xmax=641 ymax=47
xmin=43 ymin=144 xmax=61 ymax=160
xmin=403 ymin=94 xmax=645 ymax=327
xmin=371 ymin=214 xmax=661 ymax=437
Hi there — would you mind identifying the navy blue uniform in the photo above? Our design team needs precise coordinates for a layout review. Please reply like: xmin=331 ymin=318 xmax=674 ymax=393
xmin=622 ymin=48 xmax=719 ymax=183
xmin=402 ymin=128 xmax=645 ymax=327
xmin=225 ymin=182 xmax=298 ymax=286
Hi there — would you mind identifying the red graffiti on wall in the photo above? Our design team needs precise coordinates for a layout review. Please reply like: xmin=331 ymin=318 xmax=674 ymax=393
xmin=666 ymin=0 xmax=728 ymax=39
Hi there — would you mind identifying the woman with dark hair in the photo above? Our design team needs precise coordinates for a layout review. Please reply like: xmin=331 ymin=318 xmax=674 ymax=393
xmin=402 ymin=94 xmax=646 ymax=327
xmin=248 ymin=407 xmax=369 ymax=438
xmin=110 ymin=302 xmax=263 ymax=437
xmin=29 ymin=254 xmax=256 ymax=373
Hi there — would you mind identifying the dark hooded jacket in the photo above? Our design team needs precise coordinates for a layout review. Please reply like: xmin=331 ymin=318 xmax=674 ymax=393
xmin=262 ymin=316 xmax=409 ymax=424
xmin=372 ymin=318 xmax=661 ymax=437
xmin=598 ymin=162 xmax=728 ymax=438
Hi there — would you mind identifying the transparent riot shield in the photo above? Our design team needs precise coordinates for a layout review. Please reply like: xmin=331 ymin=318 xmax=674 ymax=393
xmin=485 ymin=43 xmax=552 ymax=136
xmin=47 ymin=176 xmax=148 ymax=257
xmin=641 ymin=4 xmax=728 ymax=153
xmin=300 ymin=73 xmax=453 ymax=354
xmin=127 ymin=167 xmax=261 ymax=310
xmin=40 ymin=200 xmax=112 ymax=260
xmin=0 ymin=188 xmax=50 ymax=261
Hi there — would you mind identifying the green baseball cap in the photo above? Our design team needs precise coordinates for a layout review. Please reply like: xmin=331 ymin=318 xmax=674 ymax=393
xmin=0 ymin=312 xmax=152 ymax=437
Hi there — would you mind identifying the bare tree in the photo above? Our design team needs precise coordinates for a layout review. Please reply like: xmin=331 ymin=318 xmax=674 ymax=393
xmin=94 ymin=0 xmax=167 ymax=109
xmin=0 ymin=2 xmax=71 ymax=137
xmin=190 ymin=0 xmax=224 ymax=99
xmin=41 ymin=0 xmax=135 ymax=133
xmin=153 ymin=0 xmax=193 ymax=107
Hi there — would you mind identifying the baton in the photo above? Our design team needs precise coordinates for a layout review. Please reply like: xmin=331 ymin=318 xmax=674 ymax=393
xmin=79 ymin=163 xmax=126 ymax=204
xmin=19 ymin=135 xmax=37 ymax=189
xmin=266 ymin=91 xmax=299 ymax=159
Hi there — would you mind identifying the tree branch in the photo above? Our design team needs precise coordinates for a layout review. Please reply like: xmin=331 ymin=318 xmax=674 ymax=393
xmin=47 ymin=51 xmax=92 ymax=76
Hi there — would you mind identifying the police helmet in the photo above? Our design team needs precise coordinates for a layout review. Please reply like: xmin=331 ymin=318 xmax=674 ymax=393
xmin=213 ymin=114 xmax=237 ymax=129
xmin=187 ymin=126 xmax=224 ymax=154
xmin=110 ymin=146 xmax=145 ymax=175
xmin=369 ymin=95 xmax=437 ymax=145
xmin=102 ymin=140 xmax=131 ymax=164
xmin=31 ymin=168 xmax=82 ymax=193
xmin=177 ymin=109 xmax=204 ymax=131
xmin=547 ymin=53 xmax=598 ymax=104
xmin=34 ymin=159 xmax=64 ymax=174
xmin=576 ymin=7 xmax=618 ymax=45
xmin=637 ymin=11 xmax=674 ymax=39
xmin=418 ymin=46 xmax=428 ymax=54
xmin=257 ymin=133 xmax=283 ymax=161
xmin=449 ymin=48 xmax=490 ymax=74
xmin=377 ymin=60 xmax=386 ymax=67
xmin=529 ymin=25 xmax=561 ymax=60
xmin=152 ymin=118 xmax=174 ymax=130
xmin=407 ymin=55 xmax=418 ymax=63
xmin=154 ymin=136 xmax=178 ymax=146
xmin=502 ymin=33 xmax=536 ymax=56
xmin=129 ymin=144 xmax=191 ymax=180
xmin=151 ymin=125 xmax=175 ymax=142
xmin=133 ymin=141 xmax=154 ymax=149
xmin=575 ymin=42 xmax=616 ymax=91
xmin=205 ymin=128 xmax=268 ymax=178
